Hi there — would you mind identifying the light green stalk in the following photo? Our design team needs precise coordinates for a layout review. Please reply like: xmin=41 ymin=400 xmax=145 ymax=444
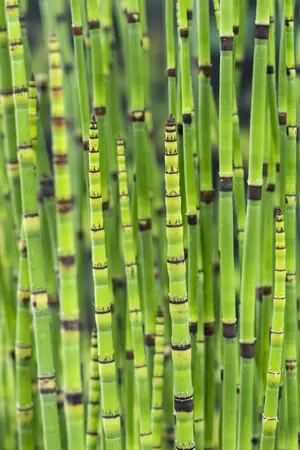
xmin=5 ymin=2 xmax=61 ymax=448
xmin=165 ymin=0 xmax=176 ymax=116
xmin=219 ymin=0 xmax=237 ymax=446
xmin=116 ymin=135 xmax=152 ymax=449
xmin=238 ymin=1 xmax=269 ymax=449
xmin=165 ymin=115 xmax=194 ymax=449
xmin=284 ymin=0 xmax=298 ymax=447
xmin=260 ymin=210 xmax=286 ymax=450
xmin=126 ymin=0 xmax=156 ymax=382
xmin=88 ymin=116 xmax=122 ymax=447
xmin=86 ymin=329 xmax=100 ymax=450
xmin=15 ymin=234 xmax=33 ymax=449
xmin=48 ymin=33 xmax=84 ymax=449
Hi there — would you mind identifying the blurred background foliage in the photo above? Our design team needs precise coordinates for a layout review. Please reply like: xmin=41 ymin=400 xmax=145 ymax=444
xmin=26 ymin=0 xmax=279 ymax=162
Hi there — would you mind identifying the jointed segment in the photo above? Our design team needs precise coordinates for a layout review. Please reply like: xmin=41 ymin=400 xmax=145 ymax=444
xmin=164 ymin=115 xmax=195 ymax=449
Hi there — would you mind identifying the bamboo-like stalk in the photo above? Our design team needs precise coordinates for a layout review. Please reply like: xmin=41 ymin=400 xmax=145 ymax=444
xmin=238 ymin=1 xmax=269 ymax=449
xmin=0 ymin=0 xmax=21 ymax=233
xmin=284 ymin=0 xmax=298 ymax=447
xmin=126 ymin=0 xmax=156 ymax=381
xmin=218 ymin=0 xmax=237 ymax=446
xmin=151 ymin=307 xmax=165 ymax=448
xmin=260 ymin=210 xmax=286 ymax=450
xmin=115 ymin=135 xmax=153 ymax=448
xmin=5 ymin=2 xmax=61 ymax=448
xmin=165 ymin=0 xmax=176 ymax=116
xmin=164 ymin=115 xmax=194 ymax=448
xmin=48 ymin=33 xmax=84 ymax=449
xmin=15 ymin=233 xmax=33 ymax=449
xmin=86 ymin=329 xmax=100 ymax=450
xmin=88 ymin=116 xmax=122 ymax=447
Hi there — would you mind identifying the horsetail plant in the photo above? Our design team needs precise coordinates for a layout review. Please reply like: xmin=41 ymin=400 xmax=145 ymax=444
xmin=260 ymin=209 xmax=286 ymax=450
xmin=115 ymin=135 xmax=152 ymax=449
xmin=48 ymin=32 xmax=84 ymax=449
xmin=5 ymin=2 xmax=61 ymax=448
xmin=218 ymin=0 xmax=237 ymax=446
xmin=164 ymin=115 xmax=195 ymax=449
xmin=284 ymin=0 xmax=298 ymax=446
xmin=88 ymin=116 xmax=122 ymax=447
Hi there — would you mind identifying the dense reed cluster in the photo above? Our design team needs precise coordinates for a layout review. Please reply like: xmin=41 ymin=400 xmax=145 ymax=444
xmin=0 ymin=0 xmax=299 ymax=449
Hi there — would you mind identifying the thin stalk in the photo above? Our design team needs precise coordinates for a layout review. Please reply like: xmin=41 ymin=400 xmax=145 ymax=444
xmin=15 ymin=234 xmax=33 ymax=449
xmin=219 ymin=0 xmax=237 ymax=446
xmin=260 ymin=210 xmax=286 ymax=450
xmin=166 ymin=0 xmax=176 ymax=116
xmin=5 ymin=2 xmax=61 ymax=448
xmin=164 ymin=115 xmax=194 ymax=449
xmin=238 ymin=1 xmax=269 ymax=449
xmin=284 ymin=0 xmax=298 ymax=447
xmin=48 ymin=33 xmax=84 ymax=449
xmin=86 ymin=329 xmax=100 ymax=450
xmin=116 ymin=135 xmax=152 ymax=449
xmin=88 ymin=117 xmax=122 ymax=447
xmin=126 ymin=0 xmax=156 ymax=388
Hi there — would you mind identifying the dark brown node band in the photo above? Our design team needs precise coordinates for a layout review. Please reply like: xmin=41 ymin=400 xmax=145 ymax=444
xmin=126 ymin=11 xmax=140 ymax=23
xmin=94 ymin=105 xmax=106 ymax=116
xmin=138 ymin=217 xmax=152 ymax=231
xmin=255 ymin=23 xmax=269 ymax=40
xmin=187 ymin=214 xmax=197 ymax=225
xmin=145 ymin=335 xmax=155 ymax=347
xmin=247 ymin=185 xmax=262 ymax=201
xmin=200 ymin=190 xmax=214 ymax=204
xmin=267 ymin=64 xmax=274 ymax=74
xmin=182 ymin=112 xmax=192 ymax=124
xmin=187 ymin=9 xmax=193 ymax=20
xmin=88 ymin=20 xmax=100 ymax=30
xmin=285 ymin=359 xmax=296 ymax=371
xmin=189 ymin=322 xmax=198 ymax=334
xmin=240 ymin=342 xmax=255 ymax=359
xmin=51 ymin=116 xmax=66 ymax=127
xmin=59 ymin=254 xmax=75 ymax=267
xmin=131 ymin=110 xmax=145 ymax=122
xmin=198 ymin=64 xmax=212 ymax=77
xmin=266 ymin=183 xmax=275 ymax=193
xmin=9 ymin=39 xmax=22 ymax=49
xmin=219 ymin=177 xmax=233 ymax=192
xmin=172 ymin=343 xmax=191 ymax=351
xmin=40 ymin=179 xmax=54 ymax=198
xmin=177 ymin=123 xmax=183 ymax=135
xmin=167 ymin=67 xmax=176 ymax=77
xmin=65 ymin=391 xmax=82 ymax=405
xmin=56 ymin=198 xmax=74 ymax=214
xmin=174 ymin=395 xmax=193 ymax=413
xmin=169 ymin=295 xmax=188 ymax=305
xmin=60 ymin=319 xmax=81 ymax=331
xmin=276 ymin=162 xmax=280 ymax=173
xmin=102 ymin=200 xmax=109 ymax=211
xmin=220 ymin=36 xmax=233 ymax=51
xmin=180 ymin=27 xmax=189 ymax=38
xmin=223 ymin=322 xmax=237 ymax=339
xmin=23 ymin=211 xmax=38 ymax=218
xmin=233 ymin=25 xmax=239 ymax=35
xmin=204 ymin=322 xmax=214 ymax=336
xmin=278 ymin=111 xmax=287 ymax=125
xmin=53 ymin=154 xmax=68 ymax=165
xmin=72 ymin=26 xmax=83 ymax=36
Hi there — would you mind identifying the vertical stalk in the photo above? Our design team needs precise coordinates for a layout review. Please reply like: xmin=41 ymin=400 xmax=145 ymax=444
xmin=164 ymin=116 xmax=194 ymax=449
xmin=260 ymin=210 xmax=286 ymax=450
xmin=284 ymin=0 xmax=298 ymax=447
xmin=219 ymin=0 xmax=237 ymax=446
xmin=88 ymin=117 xmax=122 ymax=447
xmin=5 ymin=1 xmax=61 ymax=448
xmin=238 ymin=1 xmax=269 ymax=449
xmin=48 ymin=33 xmax=84 ymax=449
